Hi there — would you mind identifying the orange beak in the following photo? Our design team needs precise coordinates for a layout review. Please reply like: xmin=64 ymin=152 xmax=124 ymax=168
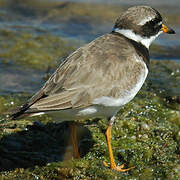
xmin=161 ymin=24 xmax=175 ymax=34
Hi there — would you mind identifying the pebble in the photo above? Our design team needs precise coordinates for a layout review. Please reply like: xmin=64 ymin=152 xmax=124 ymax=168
xmin=141 ymin=123 xmax=150 ymax=130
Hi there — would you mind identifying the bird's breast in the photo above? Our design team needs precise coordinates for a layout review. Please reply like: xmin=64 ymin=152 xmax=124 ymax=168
xmin=92 ymin=60 xmax=148 ymax=107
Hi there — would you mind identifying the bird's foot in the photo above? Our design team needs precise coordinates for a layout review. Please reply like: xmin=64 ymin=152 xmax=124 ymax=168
xmin=103 ymin=161 xmax=135 ymax=172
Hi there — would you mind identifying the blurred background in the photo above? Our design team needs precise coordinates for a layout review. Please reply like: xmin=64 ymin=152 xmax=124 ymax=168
xmin=0 ymin=0 xmax=179 ymax=95
xmin=0 ymin=1 xmax=179 ymax=179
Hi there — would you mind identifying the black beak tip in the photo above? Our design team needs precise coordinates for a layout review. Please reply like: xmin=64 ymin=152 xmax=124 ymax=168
xmin=168 ymin=28 xmax=176 ymax=34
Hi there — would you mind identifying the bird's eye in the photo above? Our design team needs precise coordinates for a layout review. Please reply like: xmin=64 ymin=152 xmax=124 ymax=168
xmin=149 ymin=19 xmax=162 ymax=30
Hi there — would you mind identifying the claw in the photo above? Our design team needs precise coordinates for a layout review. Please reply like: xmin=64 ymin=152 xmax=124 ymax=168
xmin=103 ymin=161 xmax=135 ymax=172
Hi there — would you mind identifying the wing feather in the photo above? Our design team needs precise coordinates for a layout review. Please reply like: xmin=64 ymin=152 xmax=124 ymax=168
xmin=21 ymin=33 xmax=147 ymax=114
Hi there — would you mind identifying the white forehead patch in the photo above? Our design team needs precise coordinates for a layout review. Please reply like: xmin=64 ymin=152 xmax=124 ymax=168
xmin=158 ymin=21 xmax=162 ymax=26
xmin=138 ymin=16 xmax=155 ymax=26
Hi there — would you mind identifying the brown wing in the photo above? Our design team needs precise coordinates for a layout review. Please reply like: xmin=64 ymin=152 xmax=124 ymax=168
xmin=15 ymin=33 xmax=147 ymax=116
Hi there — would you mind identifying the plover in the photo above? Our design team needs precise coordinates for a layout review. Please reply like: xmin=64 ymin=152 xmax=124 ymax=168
xmin=10 ymin=6 xmax=175 ymax=171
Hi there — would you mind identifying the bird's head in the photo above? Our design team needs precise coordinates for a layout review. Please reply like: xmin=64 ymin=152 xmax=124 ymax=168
xmin=113 ymin=6 xmax=175 ymax=48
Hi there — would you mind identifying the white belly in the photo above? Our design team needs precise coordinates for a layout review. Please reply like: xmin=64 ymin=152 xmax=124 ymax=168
xmin=44 ymin=105 xmax=119 ymax=122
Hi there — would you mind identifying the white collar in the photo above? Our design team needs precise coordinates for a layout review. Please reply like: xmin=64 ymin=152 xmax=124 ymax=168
xmin=113 ymin=28 xmax=162 ymax=49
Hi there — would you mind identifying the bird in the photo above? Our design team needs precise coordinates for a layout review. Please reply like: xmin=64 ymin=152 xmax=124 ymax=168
xmin=10 ymin=6 xmax=175 ymax=171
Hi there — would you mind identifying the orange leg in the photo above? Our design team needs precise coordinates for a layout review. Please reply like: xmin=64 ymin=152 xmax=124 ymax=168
xmin=69 ymin=123 xmax=80 ymax=159
xmin=104 ymin=124 xmax=134 ymax=171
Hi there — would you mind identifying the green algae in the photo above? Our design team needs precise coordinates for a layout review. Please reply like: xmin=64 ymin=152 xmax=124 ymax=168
xmin=0 ymin=60 xmax=179 ymax=179
xmin=150 ymin=60 xmax=180 ymax=111
xmin=0 ymin=29 xmax=74 ymax=70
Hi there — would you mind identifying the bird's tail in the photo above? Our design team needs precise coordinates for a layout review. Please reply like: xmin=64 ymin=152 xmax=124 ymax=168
xmin=7 ymin=103 xmax=31 ymax=120
xmin=7 ymin=103 xmax=45 ymax=120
